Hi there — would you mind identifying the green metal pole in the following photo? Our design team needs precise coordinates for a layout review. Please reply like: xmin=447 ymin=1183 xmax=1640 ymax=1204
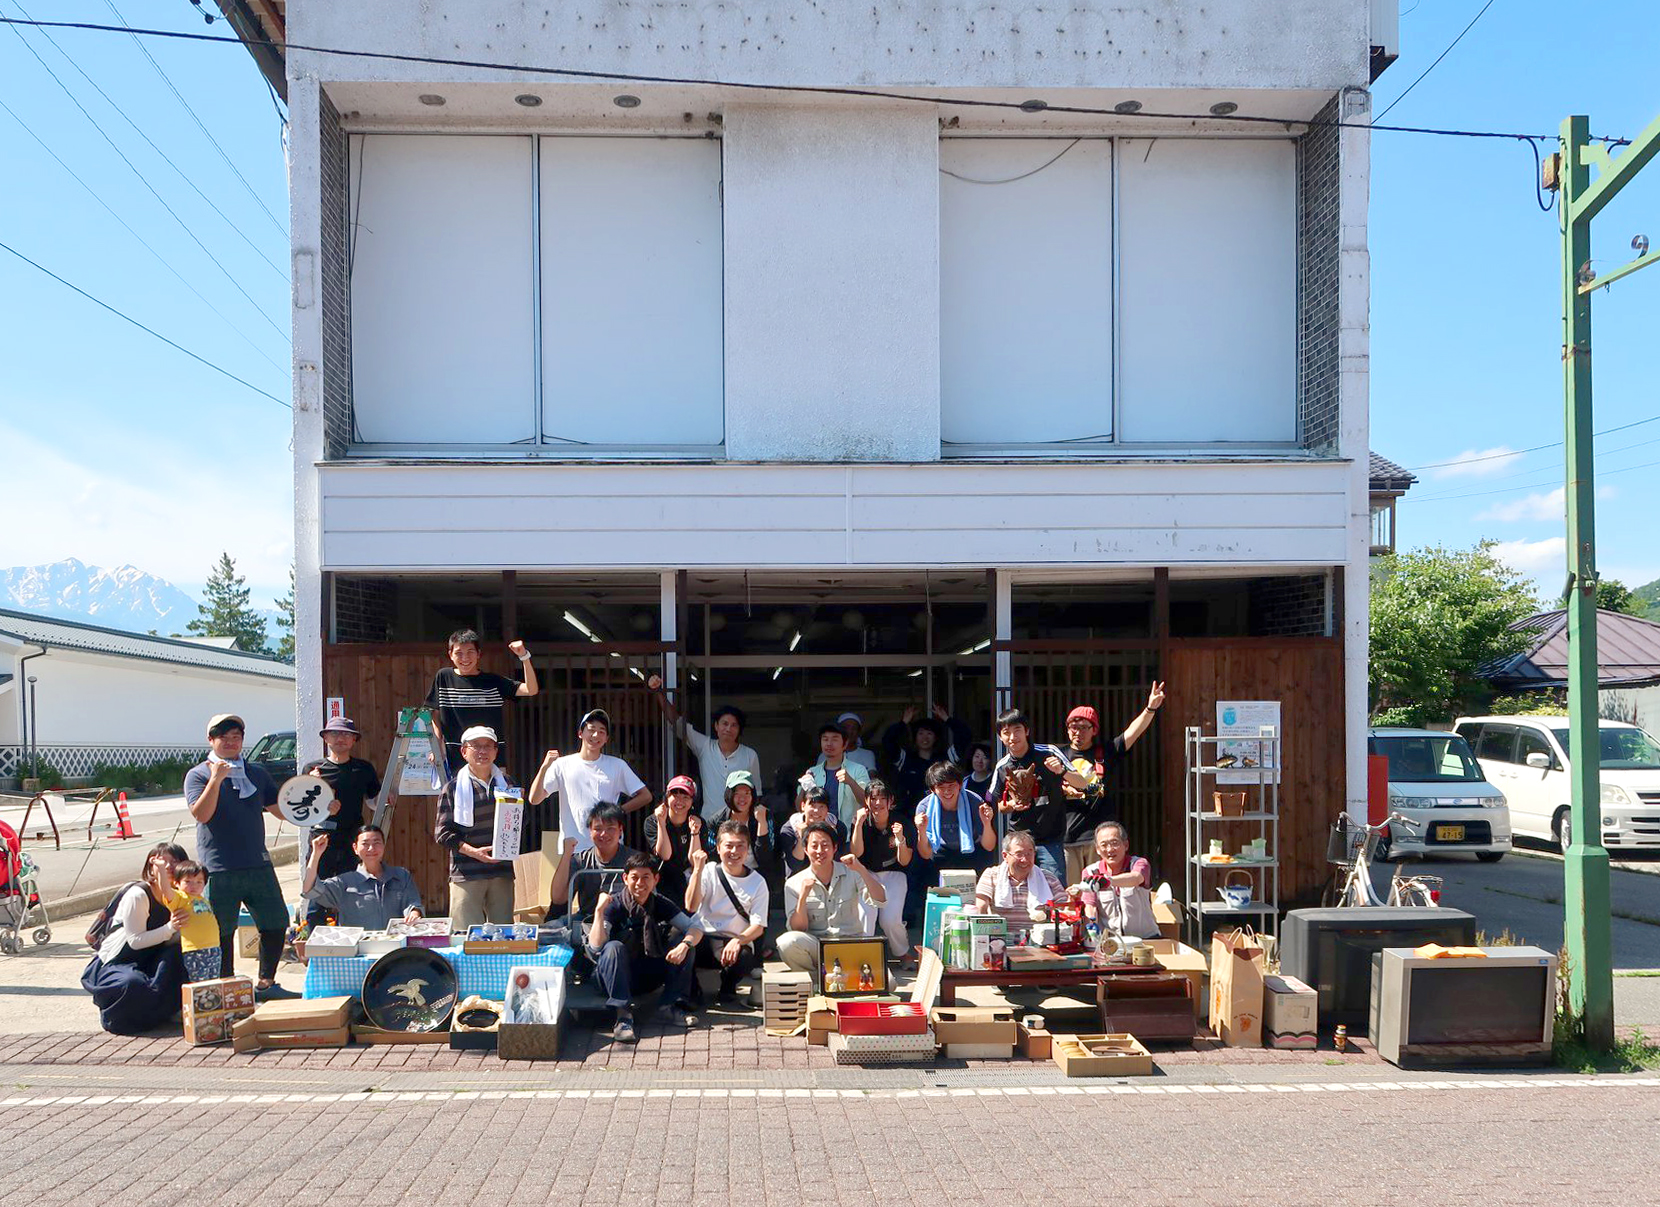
xmin=1559 ymin=114 xmax=1614 ymax=1049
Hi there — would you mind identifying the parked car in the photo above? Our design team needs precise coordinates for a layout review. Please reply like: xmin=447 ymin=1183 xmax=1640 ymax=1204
xmin=1454 ymin=715 xmax=1660 ymax=851
xmin=245 ymin=730 xmax=297 ymax=784
xmin=1367 ymin=727 xmax=1511 ymax=862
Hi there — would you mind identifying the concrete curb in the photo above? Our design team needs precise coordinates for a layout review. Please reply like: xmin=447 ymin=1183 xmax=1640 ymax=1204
xmin=46 ymin=840 xmax=302 ymax=922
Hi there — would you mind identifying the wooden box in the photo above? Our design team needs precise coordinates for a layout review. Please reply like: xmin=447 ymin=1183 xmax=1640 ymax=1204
xmin=1052 ymin=1033 xmax=1154 ymax=1077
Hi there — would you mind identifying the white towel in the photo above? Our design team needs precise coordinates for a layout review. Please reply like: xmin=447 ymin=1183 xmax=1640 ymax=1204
xmin=454 ymin=767 xmax=507 ymax=827
xmin=207 ymin=753 xmax=257 ymax=798
xmin=993 ymin=864 xmax=1055 ymax=910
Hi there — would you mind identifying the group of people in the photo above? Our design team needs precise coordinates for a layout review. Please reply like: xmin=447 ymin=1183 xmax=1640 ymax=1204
xmin=80 ymin=625 xmax=1167 ymax=1044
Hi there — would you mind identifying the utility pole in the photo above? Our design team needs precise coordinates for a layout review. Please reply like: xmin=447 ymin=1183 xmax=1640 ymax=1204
xmin=1550 ymin=111 xmax=1660 ymax=1050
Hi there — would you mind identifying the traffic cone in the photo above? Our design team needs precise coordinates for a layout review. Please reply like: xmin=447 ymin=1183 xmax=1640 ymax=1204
xmin=114 ymin=791 xmax=140 ymax=840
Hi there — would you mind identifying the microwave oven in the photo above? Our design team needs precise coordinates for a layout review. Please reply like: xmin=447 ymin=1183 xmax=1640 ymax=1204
xmin=1369 ymin=946 xmax=1556 ymax=1067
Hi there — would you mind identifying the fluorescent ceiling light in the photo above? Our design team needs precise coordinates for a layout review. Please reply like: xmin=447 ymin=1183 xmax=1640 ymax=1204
xmin=789 ymin=630 xmax=802 ymax=651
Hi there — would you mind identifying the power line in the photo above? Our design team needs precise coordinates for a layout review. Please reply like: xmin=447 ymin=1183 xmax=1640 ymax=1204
xmin=1418 ymin=452 xmax=1660 ymax=505
xmin=1374 ymin=0 xmax=1498 ymax=123
xmin=0 ymin=10 xmax=289 ymax=340
xmin=0 ymin=95 xmax=287 ymax=374
xmin=0 ymin=239 xmax=290 ymax=409
xmin=7 ymin=0 xmax=287 ymax=280
xmin=0 ymin=14 xmax=1617 ymax=146
xmin=1406 ymin=413 xmax=1660 ymax=471
xmin=101 ymin=0 xmax=287 ymax=238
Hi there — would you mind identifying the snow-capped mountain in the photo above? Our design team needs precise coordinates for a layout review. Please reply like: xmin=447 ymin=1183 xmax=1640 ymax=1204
xmin=0 ymin=558 xmax=201 ymax=635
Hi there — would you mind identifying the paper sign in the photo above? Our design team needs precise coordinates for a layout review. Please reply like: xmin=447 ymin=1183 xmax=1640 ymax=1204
xmin=326 ymin=697 xmax=346 ymax=721
xmin=492 ymin=786 xmax=526 ymax=861
xmin=1216 ymin=701 xmax=1281 ymax=785
xmin=397 ymin=733 xmax=444 ymax=794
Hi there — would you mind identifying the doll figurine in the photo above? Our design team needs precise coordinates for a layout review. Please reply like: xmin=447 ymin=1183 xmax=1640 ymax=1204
xmin=826 ymin=958 xmax=847 ymax=993
xmin=858 ymin=962 xmax=875 ymax=991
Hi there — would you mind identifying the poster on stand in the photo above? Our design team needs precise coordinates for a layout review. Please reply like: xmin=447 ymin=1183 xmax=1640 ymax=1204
xmin=1216 ymin=701 xmax=1281 ymax=785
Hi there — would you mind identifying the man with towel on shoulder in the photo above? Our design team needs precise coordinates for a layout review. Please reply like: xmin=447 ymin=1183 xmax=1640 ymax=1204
xmin=433 ymin=725 xmax=517 ymax=927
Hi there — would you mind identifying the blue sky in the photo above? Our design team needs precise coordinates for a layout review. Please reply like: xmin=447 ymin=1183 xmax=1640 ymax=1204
xmin=1 ymin=2 xmax=1657 ymax=605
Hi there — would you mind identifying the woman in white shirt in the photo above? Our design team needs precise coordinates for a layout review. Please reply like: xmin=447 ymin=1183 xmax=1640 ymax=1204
xmin=80 ymin=842 xmax=192 ymax=1034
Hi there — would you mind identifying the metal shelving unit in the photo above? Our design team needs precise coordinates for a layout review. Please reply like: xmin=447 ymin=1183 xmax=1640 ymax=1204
xmin=1184 ymin=726 xmax=1281 ymax=945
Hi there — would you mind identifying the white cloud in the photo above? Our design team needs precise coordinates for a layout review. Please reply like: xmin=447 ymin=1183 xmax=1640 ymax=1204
xmin=1489 ymin=537 xmax=1567 ymax=578
xmin=0 ymin=420 xmax=293 ymax=598
xmin=1431 ymin=446 xmax=1526 ymax=479
xmin=1475 ymin=488 xmax=1565 ymax=523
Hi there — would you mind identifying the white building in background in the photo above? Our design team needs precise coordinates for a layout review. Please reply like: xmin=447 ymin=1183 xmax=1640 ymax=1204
xmin=217 ymin=1 xmax=1396 ymax=890
xmin=0 ymin=609 xmax=295 ymax=781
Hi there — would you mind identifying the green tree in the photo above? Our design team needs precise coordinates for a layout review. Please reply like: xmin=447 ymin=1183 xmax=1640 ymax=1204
xmin=187 ymin=552 xmax=270 ymax=653
xmin=1370 ymin=542 xmax=1541 ymax=726
xmin=1595 ymin=578 xmax=1640 ymax=616
xmin=273 ymin=564 xmax=295 ymax=662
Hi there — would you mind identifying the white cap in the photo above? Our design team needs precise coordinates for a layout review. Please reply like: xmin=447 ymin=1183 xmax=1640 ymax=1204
xmin=836 ymin=712 xmax=862 ymax=726
xmin=459 ymin=725 xmax=499 ymax=745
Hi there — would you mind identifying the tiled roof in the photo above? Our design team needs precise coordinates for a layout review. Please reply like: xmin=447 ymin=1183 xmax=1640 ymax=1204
xmin=0 ymin=608 xmax=294 ymax=681
xmin=1487 ymin=608 xmax=1660 ymax=688
xmin=1369 ymin=452 xmax=1417 ymax=493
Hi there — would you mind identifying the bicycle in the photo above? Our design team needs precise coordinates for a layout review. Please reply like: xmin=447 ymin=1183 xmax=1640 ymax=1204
xmin=1322 ymin=814 xmax=1445 ymax=909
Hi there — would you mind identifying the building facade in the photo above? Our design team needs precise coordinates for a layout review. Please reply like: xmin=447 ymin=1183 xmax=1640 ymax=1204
xmin=224 ymin=1 xmax=1392 ymax=904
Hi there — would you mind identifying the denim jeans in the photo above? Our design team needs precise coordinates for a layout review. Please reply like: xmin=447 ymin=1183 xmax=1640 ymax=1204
xmin=1032 ymin=841 xmax=1066 ymax=881
xmin=592 ymin=939 xmax=695 ymax=1011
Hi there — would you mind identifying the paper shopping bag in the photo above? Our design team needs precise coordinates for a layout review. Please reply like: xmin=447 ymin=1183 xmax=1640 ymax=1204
xmin=1209 ymin=927 xmax=1267 ymax=1046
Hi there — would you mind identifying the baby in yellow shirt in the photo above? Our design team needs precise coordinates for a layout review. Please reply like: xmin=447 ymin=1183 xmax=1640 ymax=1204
xmin=167 ymin=861 xmax=222 ymax=983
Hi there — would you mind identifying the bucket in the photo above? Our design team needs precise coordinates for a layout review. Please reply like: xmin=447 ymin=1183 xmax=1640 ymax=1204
xmin=1216 ymin=869 xmax=1254 ymax=910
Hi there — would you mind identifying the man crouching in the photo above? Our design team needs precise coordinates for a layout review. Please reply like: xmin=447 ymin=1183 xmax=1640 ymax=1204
xmin=588 ymin=852 xmax=705 ymax=1044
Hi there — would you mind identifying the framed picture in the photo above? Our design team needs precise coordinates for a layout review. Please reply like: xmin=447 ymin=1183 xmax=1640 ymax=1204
xmin=818 ymin=938 xmax=889 ymax=997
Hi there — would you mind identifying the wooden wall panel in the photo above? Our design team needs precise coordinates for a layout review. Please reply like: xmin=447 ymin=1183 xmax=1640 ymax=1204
xmin=1160 ymin=640 xmax=1345 ymax=911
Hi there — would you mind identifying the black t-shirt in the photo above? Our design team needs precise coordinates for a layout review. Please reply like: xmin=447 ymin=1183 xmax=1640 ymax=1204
xmin=424 ymin=668 xmax=522 ymax=746
xmin=1060 ymin=735 xmax=1127 ymax=842
xmin=989 ymin=744 xmax=1072 ymax=843
xmin=600 ymin=891 xmax=688 ymax=961
xmin=300 ymin=757 xmax=382 ymax=848
xmin=855 ymin=812 xmax=916 ymax=873
xmin=642 ymin=811 xmax=709 ymax=898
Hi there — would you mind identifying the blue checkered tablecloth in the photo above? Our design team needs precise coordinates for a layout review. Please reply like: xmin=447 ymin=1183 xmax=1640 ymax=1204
xmin=303 ymin=944 xmax=572 ymax=1001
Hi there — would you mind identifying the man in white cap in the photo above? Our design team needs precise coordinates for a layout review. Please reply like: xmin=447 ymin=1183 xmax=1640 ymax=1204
xmin=433 ymin=725 xmax=518 ymax=926
xmin=834 ymin=712 xmax=878 ymax=773
xmin=530 ymin=708 xmax=652 ymax=851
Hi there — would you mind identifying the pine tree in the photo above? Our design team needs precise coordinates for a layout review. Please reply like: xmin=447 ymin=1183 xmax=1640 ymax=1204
xmin=188 ymin=552 xmax=270 ymax=653
xmin=274 ymin=564 xmax=296 ymax=662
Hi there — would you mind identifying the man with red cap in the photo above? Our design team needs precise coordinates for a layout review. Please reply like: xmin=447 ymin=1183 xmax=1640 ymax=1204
xmin=1059 ymin=682 xmax=1166 ymax=864
xmin=643 ymin=774 xmax=708 ymax=903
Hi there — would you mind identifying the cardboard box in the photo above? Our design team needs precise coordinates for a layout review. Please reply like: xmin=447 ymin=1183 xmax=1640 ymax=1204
xmin=352 ymin=1025 xmax=450 ymax=1045
xmin=356 ymin=931 xmax=407 ymax=956
xmin=1018 ymin=1021 xmax=1052 ymax=1059
xmin=254 ymin=1027 xmax=351 ymax=1049
xmin=828 ymin=1029 xmax=937 ymax=1065
xmin=251 ymin=995 xmax=352 ymax=1034
xmin=1152 ymin=900 xmax=1179 ymax=942
xmin=806 ymin=994 xmax=840 ymax=1035
xmin=237 ymin=925 xmax=259 ymax=959
xmin=930 ymin=1006 xmax=1018 ymax=1047
xmin=945 ymin=1041 xmax=1015 ymax=1059
xmin=184 ymin=976 xmax=255 ymax=1015
xmin=807 ymin=1025 xmax=831 ymax=1047
xmin=1263 ymin=973 xmax=1318 ymax=1050
xmin=304 ymin=926 xmax=365 ymax=958
xmin=497 ymin=1021 xmax=561 ymax=1060
xmin=1051 ymin=1033 xmax=1154 ymax=1078
xmin=183 ymin=1006 xmax=254 ymax=1047
xmin=1145 ymin=938 xmax=1208 ymax=1020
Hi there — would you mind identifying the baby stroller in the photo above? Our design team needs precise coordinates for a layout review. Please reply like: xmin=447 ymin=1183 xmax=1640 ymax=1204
xmin=0 ymin=819 xmax=50 ymax=954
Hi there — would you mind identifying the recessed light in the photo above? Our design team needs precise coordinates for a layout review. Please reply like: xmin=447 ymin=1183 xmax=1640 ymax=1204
xmin=613 ymin=94 xmax=641 ymax=109
xmin=1114 ymin=100 xmax=1143 ymax=114
xmin=1019 ymin=98 xmax=1048 ymax=113
xmin=417 ymin=94 xmax=446 ymax=106
xmin=515 ymin=94 xmax=542 ymax=107
xmin=1209 ymin=101 xmax=1239 ymax=116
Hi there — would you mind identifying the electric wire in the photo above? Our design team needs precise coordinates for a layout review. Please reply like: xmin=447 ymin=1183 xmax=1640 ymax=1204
xmin=1374 ymin=0 xmax=1498 ymax=123
xmin=1412 ymin=433 xmax=1660 ymax=503
xmin=0 ymin=239 xmax=290 ymax=409
xmin=1405 ymin=414 xmax=1660 ymax=472
xmin=0 ymin=15 xmax=1625 ymax=147
xmin=940 ymin=139 xmax=1082 ymax=185
xmin=0 ymin=95 xmax=288 ymax=374
xmin=1417 ymin=452 xmax=1660 ymax=505
xmin=9 ymin=0 xmax=287 ymax=279
xmin=0 ymin=11 xmax=290 ymax=340
xmin=102 ymin=0 xmax=288 ymax=238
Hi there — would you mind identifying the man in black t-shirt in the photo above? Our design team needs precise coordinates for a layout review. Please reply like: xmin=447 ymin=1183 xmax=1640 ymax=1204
xmin=987 ymin=707 xmax=1092 ymax=880
xmin=1058 ymin=683 xmax=1165 ymax=846
xmin=300 ymin=715 xmax=383 ymax=880
xmin=424 ymin=628 xmax=540 ymax=772
xmin=588 ymin=852 xmax=704 ymax=1043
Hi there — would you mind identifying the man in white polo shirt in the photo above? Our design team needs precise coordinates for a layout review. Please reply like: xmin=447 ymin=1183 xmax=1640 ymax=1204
xmin=530 ymin=708 xmax=652 ymax=850
xmin=684 ymin=820 xmax=768 ymax=1008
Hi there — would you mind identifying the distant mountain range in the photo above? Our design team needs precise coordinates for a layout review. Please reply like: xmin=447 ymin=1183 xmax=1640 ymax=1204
xmin=0 ymin=558 xmax=280 ymax=640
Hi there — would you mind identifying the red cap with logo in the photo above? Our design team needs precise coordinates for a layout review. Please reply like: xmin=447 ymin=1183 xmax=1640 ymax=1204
xmin=666 ymin=775 xmax=697 ymax=798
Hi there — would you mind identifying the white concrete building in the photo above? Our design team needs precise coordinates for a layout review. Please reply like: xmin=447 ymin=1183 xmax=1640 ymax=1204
xmin=0 ymin=609 xmax=296 ymax=781
xmin=220 ymin=0 xmax=1396 ymax=903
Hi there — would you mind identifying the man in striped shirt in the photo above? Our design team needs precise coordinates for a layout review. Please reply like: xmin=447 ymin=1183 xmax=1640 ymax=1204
xmin=424 ymin=628 xmax=539 ymax=773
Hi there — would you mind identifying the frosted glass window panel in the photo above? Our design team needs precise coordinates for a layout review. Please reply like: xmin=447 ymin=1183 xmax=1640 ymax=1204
xmin=349 ymin=135 xmax=535 ymax=444
xmin=940 ymin=139 xmax=1113 ymax=445
xmin=1118 ymin=138 xmax=1297 ymax=443
xmin=540 ymin=137 xmax=725 ymax=446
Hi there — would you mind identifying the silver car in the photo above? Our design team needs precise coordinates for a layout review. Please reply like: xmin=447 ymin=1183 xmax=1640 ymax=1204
xmin=1367 ymin=728 xmax=1512 ymax=862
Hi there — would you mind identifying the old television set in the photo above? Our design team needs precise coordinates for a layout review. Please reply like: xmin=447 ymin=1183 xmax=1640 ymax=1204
xmin=1281 ymin=908 xmax=1476 ymax=1028
xmin=1370 ymin=946 xmax=1556 ymax=1066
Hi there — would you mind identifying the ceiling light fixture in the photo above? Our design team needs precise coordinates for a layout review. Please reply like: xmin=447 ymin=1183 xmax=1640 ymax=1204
xmin=562 ymin=610 xmax=600 ymax=642
xmin=789 ymin=630 xmax=802 ymax=651
xmin=1209 ymin=101 xmax=1239 ymax=116
xmin=1114 ymin=100 xmax=1143 ymax=114
xmin=1019 ymin=98 xmax=1049 ymax=113
xmin=417 ymin=94 xmax=446 ymax=107
xmin=515 ymin=94 xmax=543 ymax=107
xmin=613 ymin=94 xmax=642 ymax=109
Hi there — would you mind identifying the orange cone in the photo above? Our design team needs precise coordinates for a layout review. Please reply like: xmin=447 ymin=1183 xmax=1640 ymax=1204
xmin=114 ymin=790 xmax=140 ymax=839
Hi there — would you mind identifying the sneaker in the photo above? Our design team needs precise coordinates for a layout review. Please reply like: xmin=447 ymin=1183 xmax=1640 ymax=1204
xmin=255 ymin=982 xmax=299 ymax=1002
xmin=714 ymin=989 xmax=745 ymax=1010
xmin=671 ymin=1000 xmax=699 ymax=1027
xmin=612 ymin=1017 xmax=637 ymax=1044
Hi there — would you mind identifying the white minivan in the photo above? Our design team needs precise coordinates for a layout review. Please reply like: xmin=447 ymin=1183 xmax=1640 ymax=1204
xmin=1368 ymin=728 xmax=1511 ymax=862
xmin=1454 ymin=716 xmax=1660 ymax=850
